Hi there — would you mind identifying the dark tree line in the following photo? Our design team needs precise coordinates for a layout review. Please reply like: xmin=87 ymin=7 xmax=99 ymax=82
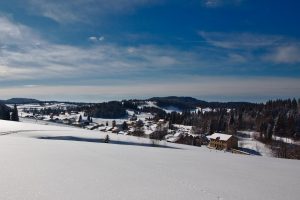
xmin=11 ymin=104 xmax=19 ymax=121
xmin=148 ymin=96 xmax=258 ymax=110
xmin=77 ymin=101 xmax=127 ymax=119
xmin=0 ymin=103 xmax=19 ymax=121
xmin=256 ymin=99 xmax=300 ymax=140
xmin=0 ymin=103 xmax=11 ymax=120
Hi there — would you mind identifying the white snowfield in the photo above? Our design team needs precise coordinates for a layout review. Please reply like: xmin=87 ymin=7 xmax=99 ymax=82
xmin=1 ymin=120 xmax=300 ymax=200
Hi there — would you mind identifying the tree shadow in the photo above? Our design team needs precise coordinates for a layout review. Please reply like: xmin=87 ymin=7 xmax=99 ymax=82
xmin=238 ymin=147 xmax=262 ymax=156
xmin=36 ymin=136 xmax=182 ymax=149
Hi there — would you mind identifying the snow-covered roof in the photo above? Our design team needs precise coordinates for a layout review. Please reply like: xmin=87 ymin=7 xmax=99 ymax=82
xmin=207 ymin=133 xmax=233 ymax=141
xmin=166 ymin=136 xmax=181 ymax=143
xmin=112 ymin=127 xmax=119 ymax=131
xmin=174 ymin=132 xmax=182 ymax=137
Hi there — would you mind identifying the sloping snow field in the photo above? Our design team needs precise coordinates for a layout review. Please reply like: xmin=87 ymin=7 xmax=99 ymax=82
xmin=1 ymin=120 xmax=300 ymax=200
xmin=237 ymin=131 xmax=273 ymax=157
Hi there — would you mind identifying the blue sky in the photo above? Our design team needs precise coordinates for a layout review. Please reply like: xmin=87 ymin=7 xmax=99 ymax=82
xmin=0 ymin=0 xmax=299 ymax=102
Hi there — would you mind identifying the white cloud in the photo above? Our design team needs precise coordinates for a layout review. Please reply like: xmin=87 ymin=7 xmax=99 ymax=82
xmin=0 ymin=16 xmax=42 ymax=46
xmin=204 ymin=0 xmax=222 ymax=7
xmin=202 ymin=0 xmax=244 ymax=8
xmin=264 ymin=45 xmax=300 ymax=64
xmin=199 ymin=31 xmax=282 ymax=49
xmin=0 ymin=16 xmax=200 ymax=82
xmin=198 ymin=31 xmax=300 ymax=64
xmin=23 ymin=84 xmax=39 ymax=88
xmin=88 ymin=36 xmax=98 ymax=42
xmin=2 ymin=43 xmax=191 ymax=80
xmin=127 ymin=47 xmax=136 ymax=53
xmin=89 ymin=36 xmax=105 ymax=42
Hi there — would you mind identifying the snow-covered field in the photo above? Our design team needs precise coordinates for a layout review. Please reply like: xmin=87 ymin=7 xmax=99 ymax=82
xmin=1 ymin=120 xmax=300 ymax=200
xmin=7 ymin=103 xmax=76 ymax=111
xmin=139 ymin=101 xmax=183 ymax=113
xmin=237 ymin=131 xmax=273 ymax=157
xmin=139 ymin=101 xmax=219 ymax=114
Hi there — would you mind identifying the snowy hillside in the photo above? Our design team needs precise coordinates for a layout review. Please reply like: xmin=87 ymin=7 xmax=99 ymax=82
xmin=139 ymin=101 xmax=214 ymax=114
xmin=237 ymin=131 xmax=273 ymax=157
xmin=1 ymin=120 xmax=300 ymax=200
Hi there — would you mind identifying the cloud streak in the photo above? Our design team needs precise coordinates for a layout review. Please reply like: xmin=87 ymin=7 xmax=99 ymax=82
xmin=0 ymin=16 xmax=42 ymax=46
xmin=199 ymin=31 xmax=300 ymax=64
xmin=27 ymin=0 xmax=163 ymax=23
xmin=264 ymin=45 xmax=300 ymax=64
xmin=199 ymin=31 xmax=283 ymax=50
xmin=0 ymin=16 xmax=207 ymax=84
xmin=202 ymin=0 xmax=244 ymax=8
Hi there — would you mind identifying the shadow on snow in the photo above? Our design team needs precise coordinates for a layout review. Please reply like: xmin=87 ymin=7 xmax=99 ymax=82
xmin=36 ymin=136 xmax=182 ymax=149
xmin=238 ymin=147 xmax=262 ymax=156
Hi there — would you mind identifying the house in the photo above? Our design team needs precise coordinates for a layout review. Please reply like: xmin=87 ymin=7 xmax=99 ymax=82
xmin=207 ymin=133 xmax=238 ymax=150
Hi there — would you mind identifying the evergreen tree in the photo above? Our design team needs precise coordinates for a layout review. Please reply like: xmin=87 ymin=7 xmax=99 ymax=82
xmin=78 ymin=115 xmax=82 ymax=123
xmin=294 ymin=114 xmax=300 ymax=138
xmin=227 ymin=114 xmax=236 ymax=135
xmin=207 ymin=119 xmax=215 ymax=134
xmin=122 ymin=121 xmax=128 ymax=130
xmin=273 ymin=114 xmax=286 ymax=136
xmin=217 ymin=113 xmax=225 ymax=132
xmin=287 ymin=115 xmax=295 ymax=137
xmin=11 ymin=104 xmax=19 ymax=121
xmin=292 ymin=98 xmax=298 ymax=110
xmin=266 ymin=122 xmax=273 ymax=140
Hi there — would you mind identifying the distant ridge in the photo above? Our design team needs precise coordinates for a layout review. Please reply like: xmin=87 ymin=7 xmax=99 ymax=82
xmin=0 ymin=98 xmax=41 ymax=104
xmin=0 ymin=96 xmax=258 ymax=109
xmin=148 ymin=96 xmax=258 ymax=110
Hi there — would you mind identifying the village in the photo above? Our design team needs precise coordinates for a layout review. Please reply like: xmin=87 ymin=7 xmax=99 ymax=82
xmin=15 ymin=103 xmax=250 ymax=155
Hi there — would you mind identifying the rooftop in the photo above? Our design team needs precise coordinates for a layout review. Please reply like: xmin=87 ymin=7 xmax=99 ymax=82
xmin=207 ymin=133 xmax=233 ymax=141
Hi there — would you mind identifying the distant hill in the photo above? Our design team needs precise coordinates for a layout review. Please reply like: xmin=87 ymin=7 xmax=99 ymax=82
xmin=149 ymin=96 xmax=207 ymax=110
xmin=0 ymin=98 xmax=41 ymax=104
xmin=147 ymin=96 xmax=258 ymax=110
xmin=0 ymin=96 xmax=258 ymax=110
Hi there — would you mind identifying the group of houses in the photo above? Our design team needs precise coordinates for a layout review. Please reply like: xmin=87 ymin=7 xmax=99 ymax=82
xmin=20 ymin=109 xmax=240 ymax=151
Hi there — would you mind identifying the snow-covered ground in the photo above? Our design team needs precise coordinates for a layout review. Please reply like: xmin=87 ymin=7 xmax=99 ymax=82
xmin=1 ymin=120 xmax=300 ymax=200
xmin=272 ymin=135 xmax=300 ymax=145
xmin=139 ymin=101 xmax=220 ymax=114
xmin=8 ymin=103 xmax=77 ymax=111
xmin=20 ymin=117 xmax=79 ymax=128
xmin=237 ymin=131 xmax=273 ymax=157
xmin=139 ymin=101 xmax=183 ymax=113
